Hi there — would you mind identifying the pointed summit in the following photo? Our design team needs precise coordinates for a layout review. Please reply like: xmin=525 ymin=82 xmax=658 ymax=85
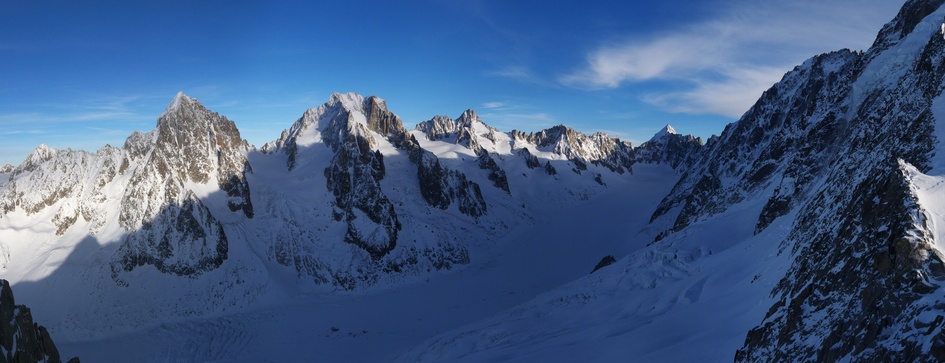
xmin=162 ymin=91 xmax=191 ymax=117
xmin=143 ymin=93 xmax=254 ymax=218
xmin=649 ymin=124 xmax=677 ymax=142
xmin=456 ymin=109 xmax=480 ymax=124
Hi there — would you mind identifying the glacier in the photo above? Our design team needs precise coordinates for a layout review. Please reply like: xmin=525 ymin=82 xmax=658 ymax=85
xmin=8 ymin=0 xmax=945 ymax=361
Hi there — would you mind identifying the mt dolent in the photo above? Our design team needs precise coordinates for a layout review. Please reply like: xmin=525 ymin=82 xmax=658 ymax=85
xmin=7 ymin=0 xmax=945 ymax=361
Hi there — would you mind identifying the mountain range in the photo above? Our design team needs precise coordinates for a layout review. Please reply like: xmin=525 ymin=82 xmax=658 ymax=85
xmin=6 ymin=0 xmax=945 ymax=361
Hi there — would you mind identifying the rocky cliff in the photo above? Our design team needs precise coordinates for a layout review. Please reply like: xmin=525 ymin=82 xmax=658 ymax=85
xmin=644 ymin=0 xmax=945 ymax=360
xmin=0 ymin=279 xmax=77 ymax=363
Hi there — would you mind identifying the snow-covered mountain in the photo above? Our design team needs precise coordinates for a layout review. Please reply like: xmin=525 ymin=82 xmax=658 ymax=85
xmin=16 ymin=2 xmax=945 ymax=361
xmin=0 ymin=86 xmax=699 ymax=355
xmin=396 ymin=1 xmax=945 ymax=362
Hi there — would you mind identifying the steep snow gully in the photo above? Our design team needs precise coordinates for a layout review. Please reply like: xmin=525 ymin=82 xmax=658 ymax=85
xmin=10 ymin=0 xmax=945 ymax=361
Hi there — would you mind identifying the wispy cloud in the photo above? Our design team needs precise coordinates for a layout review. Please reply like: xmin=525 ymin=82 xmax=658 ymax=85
xmin=0 ymin=129 xmax=45 ymax=136
xmin=482 ymin=101 xmax=509 ymax=110
xmin=489 ymin=65 xmax=554 ymax=87
xmin=0 ymin=94 xmax=155 ymax=125
xmin=642 ymin=66 xmax=788 ymax=118
xmin=561 ymin=0 xmax=901 ymax=117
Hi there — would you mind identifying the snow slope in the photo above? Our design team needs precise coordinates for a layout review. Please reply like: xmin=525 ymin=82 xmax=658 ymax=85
xmin=0 ymin=89 xmax=702 ymax=361
xmin=397 ymin=171 xmax=791 ymax=362
xmin=57 ymin=164 xmax=678 ymax=362
xmin=22 ymin=3 xmax=945 ymax=360
xmin=399 ymin=1 xmax=945 ymax=362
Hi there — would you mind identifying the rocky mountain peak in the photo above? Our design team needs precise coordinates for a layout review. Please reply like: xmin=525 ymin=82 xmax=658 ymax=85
xmin=364 ymin=95 xmax=405 ymax=136
xmin=415 ymin=115 xmax=455 ymax=137
xmin=115 ymin=92 xmax=255 ymax=236
xmin=161 ymin=91 xmax=189 ymax=116
xmin=649 ymin=124 xmax=677 ymax=142
xmin=870 ymin=0 xmax=945 ymax=53
xmin=18 ymin=144 xmax=58 ymax=173
xmin=414 ymin=110 xmax=502 ymax=155
xmin=635 ymin=127 xmax=702 ymax=170
xmin=327 ymin=92 xmax=367 ymax=114
xmin=314 ymin=93 xmax=405 ymax=139
xmin=456 ymin=109 xmax=480 ymax=125
xmin=152 ymin=93 xmax=250 ymax=182
xmin=516 ymin=124 xmax=592 ymax=158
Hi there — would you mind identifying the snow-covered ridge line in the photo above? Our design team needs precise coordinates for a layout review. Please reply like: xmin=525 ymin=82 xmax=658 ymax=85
xmin=0 ymin=90 xmax=701 ymax=346
xmin=400 ymin=2 xmax=945 ymax=362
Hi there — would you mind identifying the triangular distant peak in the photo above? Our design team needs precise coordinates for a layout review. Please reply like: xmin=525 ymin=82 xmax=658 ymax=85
xmin=649 ymin=124 xmax=677 ymax=142
xmin=457 ymin=109 xmax=481 ymax=123
xmin=163 ymin=91 xmax=191 ymax=114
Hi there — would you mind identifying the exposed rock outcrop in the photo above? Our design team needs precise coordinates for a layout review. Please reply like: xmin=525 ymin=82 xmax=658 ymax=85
xmin=645 ymin=2 xmax=945 ymax=359
xmin=511 ymin=125 xmax=637 ymax=174
xmin=0 ymin=279 xmax=77 ymax=363
xmin=111 ymin=93 xmax=253 ymax=280
xmin=634 ymin=125 xmax=703 ymax=170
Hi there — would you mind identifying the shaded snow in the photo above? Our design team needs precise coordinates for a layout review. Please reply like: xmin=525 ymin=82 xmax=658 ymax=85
xmin=58 ymin=164 xmax=680 ymax=362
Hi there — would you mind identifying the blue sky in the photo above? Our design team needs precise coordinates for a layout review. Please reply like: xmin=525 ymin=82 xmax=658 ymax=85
xmin=0 ymin=0 xmax=904 ymax=166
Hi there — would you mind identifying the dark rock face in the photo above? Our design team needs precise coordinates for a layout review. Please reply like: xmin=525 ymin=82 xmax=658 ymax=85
xmin=0 ymin=95 xmax=253 ymax=282
xmin=149 ymin=93 xmax=254 ymax=219
xmin=634 ymin=132 xmax=703 ymax=170
xmin=870 ymin=0 xmax=945 ymax=53
xmin=268 ymin=93 xmax=487 ymax=268
xmin=111 ymin=191 xmax=229 ymax=284
xmin=410 ymin=149 xmax=487 ymax=218
xmin=650 ymin=3 xmax=945 ymax=359
xmin=519 ymin=148 xmax=541 ymax=169
xmin=651 ymin=50 xmax=861 ymax=237
xmin=364 ymin=96 xmax=404 ymax=137
xmin=571 ymin=158 xmax=587 ymax=175
xmin=737 ymin=164 xmax=944 ymax=362
xmin=323 ymin=115 xmax=401 ymax=259
xmin=0 ymin=279 xmax=76 ymax=363
xmin=591 ymin=255 xmax=616 ymax=273
xmin=398 ymin=117 xmax=488 ymax=217
xmin=477 ymin=152 xmax=510 ymax=194
xmin=415 ymin=110 xmax=512 ymax=193
xmin=730 ymin=14 xmax=945 ymax=357
xmin=111 ymin=93 xmax=254 ymax=280
xmin=259 ymin=93 xmax=486 ymax=288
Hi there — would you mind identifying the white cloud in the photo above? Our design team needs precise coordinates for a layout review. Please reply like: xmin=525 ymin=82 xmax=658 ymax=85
xmin=561 ymin=0 xmax=902 ymax=117
xmin=489 ymin=65 xmax=555 ymax=87
xmin=482 ymin=101 xmax=507 ymax=109
xmin=643 ymin=66 xmax=787 ymax=118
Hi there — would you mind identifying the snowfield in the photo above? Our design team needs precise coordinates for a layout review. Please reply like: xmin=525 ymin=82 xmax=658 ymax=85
xmin=12 ymin=1 xmax=945 ymax=360
xmin=56 ymin=164 xmax=681 ymax=362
